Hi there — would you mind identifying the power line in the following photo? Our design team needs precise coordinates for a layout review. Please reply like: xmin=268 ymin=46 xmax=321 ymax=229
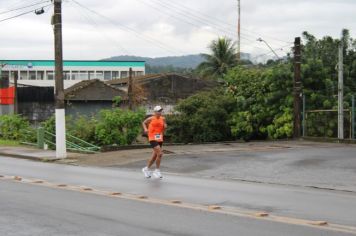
xmin=135 ymin=0 xmax=262 ymax=49
xmin=71 ymin=0 xmax=183 ymax=55
xmin=68 ymin=1 xmax=131 ymax=55
xmin=0 ymin=0 xmax=50 ymax=15
xmin=0 ymin=3 xmax=52 ymax=23
xmin=136 ymin=0 xmax=289 ymax=53
xmin=142 ymin=0 xmax=256 ymax=43
xmin=250 ymin=43 xmax=293 ymax=61
xmin=152 ymin=0 xmax=291 ymax=45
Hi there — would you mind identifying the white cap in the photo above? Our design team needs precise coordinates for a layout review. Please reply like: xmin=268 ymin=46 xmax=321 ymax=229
xmin=153 ymin=105 xmax=163 ymax=112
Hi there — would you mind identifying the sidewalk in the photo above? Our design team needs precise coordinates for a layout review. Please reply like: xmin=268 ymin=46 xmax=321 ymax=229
xmin=0 ymin=146 xmax=72 ymax=161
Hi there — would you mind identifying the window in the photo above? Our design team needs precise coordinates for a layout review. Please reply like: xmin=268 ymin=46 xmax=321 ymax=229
xmin=104 ymin=71 xmax=111 ymax=80
xmin=63 ymin=71 xmax=70 ymax=80
xmin=20 ymin=71 xmax=28 ymax=80
xmin=79 ymin=71 xmax=88 ymax=80
xmin=96 ymin=71 xmax=104 ymax=80
xmin=37 ymin=71 xmax=44 ymax=80
xmin=112 ymin=71 xmax=120 ymax=79
xmin=88 ymin=71 xmax=95 ymax=80
xmin=136 ymin=71 xmax=144 ymax=76
xmin=71 ymin=71 xmax=79 ymax=80
xmin=29 ymin=71 xmax=36 ymax=80
xmin=10 ymin=71 xmax=17 ymax=81
xmin=46 ymin=71 xmax=54 ymax=80
xmin=1 ymin=71 xmax=9 ymax=79
xmin=121 ymin=71 xmax=128 ymax=78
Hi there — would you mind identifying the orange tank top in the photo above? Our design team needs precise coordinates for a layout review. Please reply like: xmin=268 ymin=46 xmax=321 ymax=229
xmin=148 ymin=116 xmax=165 ymax=142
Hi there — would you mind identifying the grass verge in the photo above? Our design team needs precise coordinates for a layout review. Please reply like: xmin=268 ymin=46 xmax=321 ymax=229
xmin=0 ymin=139 xmax=21 ymax=146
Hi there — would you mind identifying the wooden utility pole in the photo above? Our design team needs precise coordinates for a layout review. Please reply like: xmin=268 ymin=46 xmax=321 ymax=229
xmin=52 ymin=0 xmax=66 ymax=158
xmin=14 ymin=72 xmax=18 ymax=114
xmin=338 ymin=40 xmax=344 ymax=140
xmin=293 ymin=37 xmax=302 ymax=138
xmin=237 ymin=0 xmax=241 ymax=61
xmin=128 ymin=67 xmax=133 ymax=110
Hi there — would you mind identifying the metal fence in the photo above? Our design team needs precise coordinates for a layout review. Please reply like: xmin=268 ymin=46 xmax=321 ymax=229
xmin=302 ymin=96 xmax=355 ymax=140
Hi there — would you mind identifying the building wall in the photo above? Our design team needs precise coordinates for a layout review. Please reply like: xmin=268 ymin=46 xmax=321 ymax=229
xmin=140 ymin=74 xmax=216 ymax=103
xmin=65 ymin=101 xmax=114 ymax=118
xmin=1 ymin=60 xmax=145 ymax=88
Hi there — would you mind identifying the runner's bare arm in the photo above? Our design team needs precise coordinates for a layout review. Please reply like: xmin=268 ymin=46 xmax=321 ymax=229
xmin=142 ymin=117 xmax=152 ymax=132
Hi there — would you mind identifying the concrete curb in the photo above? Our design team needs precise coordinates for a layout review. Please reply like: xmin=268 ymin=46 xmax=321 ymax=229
xmin=0 ymin=152 xmax=58 ymax=161
xmin=101 ymin=140 xmax=246 ymax=152
xmin=302 ymin=137 xmax=356 ymax=144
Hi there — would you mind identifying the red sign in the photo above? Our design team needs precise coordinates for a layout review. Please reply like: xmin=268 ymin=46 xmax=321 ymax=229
xmin=0 ymin=86 xmax=15 ymax=105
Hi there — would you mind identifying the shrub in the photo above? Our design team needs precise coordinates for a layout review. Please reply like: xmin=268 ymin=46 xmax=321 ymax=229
xmin=68 ymin=115 xmax=97 ymax=144
xmin=95 ymin=108 xmax=145 ymax=145
xmin=0 ymin=115 xmax=31 ymax=140
xmin=166 ymin=90 xmax=236 ymax=143
xmin=266 ymin=108 xmax=293 ymax=139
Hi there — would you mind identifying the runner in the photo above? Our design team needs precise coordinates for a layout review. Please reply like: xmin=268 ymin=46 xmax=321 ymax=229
xmin=142 ymin=105 xmax=167 ymax=179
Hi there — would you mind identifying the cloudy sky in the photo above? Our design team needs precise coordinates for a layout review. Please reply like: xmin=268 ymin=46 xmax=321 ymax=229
xmin=0 ymin=0 xmax=355 ymax=60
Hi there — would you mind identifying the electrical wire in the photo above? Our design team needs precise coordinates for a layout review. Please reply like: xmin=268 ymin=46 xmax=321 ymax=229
xmin=0 ymin=0 xmax=50 ymax=15
xmin=0 ymin=3 xmax=53 ymax=23
xmin=152 ymin=0 xmax=292 ymax=45
xmin=71 ymin=0 xmax=184 ymax=55
xmin=135 ymin=0 xmax=289 ymax=54
xmin=250 ymin=43 xmax=293 ymax=61
xmin=68 ymin=1 xmax=131 ymax=55
xmin=137 ymin=0 xmax=258 ymax=45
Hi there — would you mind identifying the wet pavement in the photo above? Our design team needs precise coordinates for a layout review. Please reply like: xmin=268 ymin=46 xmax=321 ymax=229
xmin=1 ymin=155 xmax=356 ymax=229
xmin=2 ymin=180 xmax=352 ymax=236
xmin=115 ymin=142 xmax=356 ymax=192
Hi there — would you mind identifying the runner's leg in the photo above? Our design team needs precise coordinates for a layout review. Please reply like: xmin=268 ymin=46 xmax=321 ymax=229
xmin=147 ymin=150 xmax=157 ymax=168
xmin=155 ymin=145 xmax=162 ymax=169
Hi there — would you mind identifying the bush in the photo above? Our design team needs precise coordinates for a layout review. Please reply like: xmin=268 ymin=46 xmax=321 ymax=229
xmin=266 ymin=108 xmax=293 ymax=139
xmin=229 ymin=111 xmax=254 ymax=141
xmin=0 ymin=115 xmax=31 ymax=140
xmin=224 ymin=65 xmax=293 ymax=140
xmin=166 ymin=90 xmax=236 ymax=143
xmin=68 ymin=115 xmax=97 ymax=143
xmin=95 ymin=108 xmax=145 ymax=145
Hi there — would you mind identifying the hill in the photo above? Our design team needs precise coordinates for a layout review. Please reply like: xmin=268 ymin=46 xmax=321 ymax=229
xmin=103 ymin=54 xmax=205 ymax=69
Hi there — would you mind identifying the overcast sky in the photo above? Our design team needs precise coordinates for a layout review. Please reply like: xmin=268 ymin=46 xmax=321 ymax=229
xmin=0 ymin=0 xmax=355 ymax=60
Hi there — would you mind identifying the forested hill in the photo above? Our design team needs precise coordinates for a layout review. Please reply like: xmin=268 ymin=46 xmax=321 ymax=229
xmin=103 ymin=54 xmax=204 ymax=69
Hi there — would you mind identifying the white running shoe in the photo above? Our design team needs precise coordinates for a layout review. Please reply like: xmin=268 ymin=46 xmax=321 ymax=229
xmin=142 ymin=167 xmax=151 ymax=178
xmin=153 ymin=169 xmax=162 ymax=179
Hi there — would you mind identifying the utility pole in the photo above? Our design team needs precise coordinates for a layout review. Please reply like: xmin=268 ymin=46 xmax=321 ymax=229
xmin=352 ymin=95 xmax=355 ymax=140
xmin=52 ymin=0 xmax=66 ymax=158
xmin=338 ymin=40 xmax=344 ymax=140
xmin=237 ymin=0 xmax=241 ymax=61
xmin=293 ymin=37 xmax=302 ymax=139
xmin=14 ymin=72 xmax=18 ymax=114
xmin=128 ymin=67 xmax=133 ymax=110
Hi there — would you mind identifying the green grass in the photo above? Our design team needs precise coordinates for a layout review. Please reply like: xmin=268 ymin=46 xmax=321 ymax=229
xmin=0 ymin=139 xmax=21 ymax=146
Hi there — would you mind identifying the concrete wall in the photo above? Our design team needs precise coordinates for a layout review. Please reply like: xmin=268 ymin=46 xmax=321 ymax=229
xmin=65 ymin=101 xmax=114 ymax=118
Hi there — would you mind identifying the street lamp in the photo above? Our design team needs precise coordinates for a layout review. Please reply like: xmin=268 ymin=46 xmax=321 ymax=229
xmin=257 ymin=38 xmax=280 ymax=59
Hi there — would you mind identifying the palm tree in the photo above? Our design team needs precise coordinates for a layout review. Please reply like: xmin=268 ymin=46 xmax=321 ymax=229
xmin=197 ymin=37 xmax=237 ymax=79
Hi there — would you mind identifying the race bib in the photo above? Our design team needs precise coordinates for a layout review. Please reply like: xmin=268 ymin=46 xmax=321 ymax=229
xmin=155 ymin=134 xmax=162 ymax=140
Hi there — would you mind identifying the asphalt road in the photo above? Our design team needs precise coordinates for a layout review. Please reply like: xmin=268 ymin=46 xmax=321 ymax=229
xmin=1 ymin=180 xmax=353 ymax=236
xmin=1 ymin=155 xmax=356 ymax=233
xmin=119 ymin=143 xmax=356 ymax=192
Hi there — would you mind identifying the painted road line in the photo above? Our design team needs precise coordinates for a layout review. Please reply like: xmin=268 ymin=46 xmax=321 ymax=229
xmin=1 ymin=174 xmax=356 ymax=235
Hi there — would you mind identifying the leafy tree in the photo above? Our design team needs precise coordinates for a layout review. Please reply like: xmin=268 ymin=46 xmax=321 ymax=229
xmin=0 ymin=115 xmax=32 ymax=140
xmin=95 ymin=108 xmax=145 ymax=145
xmin=301 ymin=29 xmax=356 ymax=137
xmin=197 ymin=37 xmax=237 ymax=79
xmin=166 ymin=89 xmax=236 ymax=143
xmin=224 ymin=64 xmax=294 ymax=140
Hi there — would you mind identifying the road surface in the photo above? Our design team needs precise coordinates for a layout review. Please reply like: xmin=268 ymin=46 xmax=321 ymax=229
xmin=1 ymin=155 xmax=356 ymax=235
